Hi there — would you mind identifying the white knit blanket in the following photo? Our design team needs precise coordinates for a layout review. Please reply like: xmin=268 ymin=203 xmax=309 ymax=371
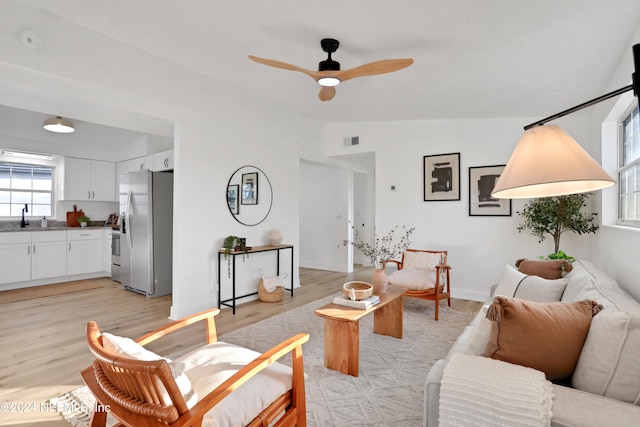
xmin=439 ymin=353 xmax=554 ymax=427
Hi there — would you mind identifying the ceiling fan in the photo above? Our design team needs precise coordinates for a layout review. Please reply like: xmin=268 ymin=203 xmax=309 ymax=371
xmin=248 ymin=38 xmax=414 ymax=101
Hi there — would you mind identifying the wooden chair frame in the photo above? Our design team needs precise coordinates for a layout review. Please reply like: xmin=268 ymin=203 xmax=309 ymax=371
xmin=81 ymin=308 xmax=309 ymax=427
xmin=383 ymin=249 xmax=451 ymax=321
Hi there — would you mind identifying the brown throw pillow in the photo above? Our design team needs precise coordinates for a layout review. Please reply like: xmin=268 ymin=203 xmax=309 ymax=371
xmin=515 ymin=258 xmax=573 ymax=279
xmin=483 ymin=296 xmax=601 ymax=380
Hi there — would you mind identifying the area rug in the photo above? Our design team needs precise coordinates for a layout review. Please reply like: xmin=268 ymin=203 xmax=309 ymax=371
xmin=0 ymin=280 xmax=104 ymax=304
xmin=55 ymin=294 xmax=476 ymax=426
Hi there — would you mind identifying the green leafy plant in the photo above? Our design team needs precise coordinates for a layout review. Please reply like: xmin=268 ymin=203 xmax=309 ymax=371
xmin=539 ymin=250 xmax=576 ymax=263
xmin=222 ymin=235 xmax=248 ymax=277
xmin=78 ymin=215 xmax=90 ymax=223
xmin=517 ymin=193 xmax=599 ymax=256
xmin=342 ymin=225 xmax=415 ymax=269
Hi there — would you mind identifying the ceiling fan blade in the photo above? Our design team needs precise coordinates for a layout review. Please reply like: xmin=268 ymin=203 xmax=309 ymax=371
xmin=337 ymin=58 xmax=414 ymax=82
xmin=248 ymin=55 xmax=321 ymax=80
xmin=318 ymin=86 xmax=336 ymax=101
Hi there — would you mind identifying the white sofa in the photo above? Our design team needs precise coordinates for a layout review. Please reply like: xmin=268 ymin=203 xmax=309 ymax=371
xmin=424 ymin=259 xmax=640 ymax=427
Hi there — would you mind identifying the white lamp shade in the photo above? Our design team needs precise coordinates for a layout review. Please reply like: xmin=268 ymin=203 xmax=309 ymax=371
xmin=43 ymin=116 xmax=75 ymax=133
xmin=491 ymin=125 xmax=615 ymax=199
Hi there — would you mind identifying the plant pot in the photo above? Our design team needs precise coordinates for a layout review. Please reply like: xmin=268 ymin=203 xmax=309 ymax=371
xmin=80 ymin=222 xmax=87 ymax=227
xmin=371 ymin=269 xmax=388 ymax=294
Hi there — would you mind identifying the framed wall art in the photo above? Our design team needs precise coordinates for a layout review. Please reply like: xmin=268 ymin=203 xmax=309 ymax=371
xmin=227 ymin=184 xmax=239 ymax=214
xmin=468 ymin=165 xmax=512 ymax=216
xmin=423 ymin=152 xmax=460 ymax=201
xmin=241 ymin=172 xmax=258 ymax=205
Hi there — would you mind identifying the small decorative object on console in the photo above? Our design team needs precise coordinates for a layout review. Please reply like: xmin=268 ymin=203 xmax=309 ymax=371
xmin=342 ymin=281 xmax=373 ymax=300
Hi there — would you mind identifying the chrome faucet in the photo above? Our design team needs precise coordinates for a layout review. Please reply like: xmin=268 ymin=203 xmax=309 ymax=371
xmin=21 ymin=204 xmax=28 ymax=228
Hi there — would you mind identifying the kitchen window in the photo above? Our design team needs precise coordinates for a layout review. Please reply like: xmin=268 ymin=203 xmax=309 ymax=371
xmin=619 ymin=104 xmax=640 ymax=227
xmin=0 ymin=162 xmax=53 ymax=217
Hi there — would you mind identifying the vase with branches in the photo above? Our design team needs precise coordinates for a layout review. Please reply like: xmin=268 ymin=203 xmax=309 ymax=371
xmin=342 ymin=225 xmax=415 ymax=292
xmin=516 ymin=192 xmax=599 ymax=259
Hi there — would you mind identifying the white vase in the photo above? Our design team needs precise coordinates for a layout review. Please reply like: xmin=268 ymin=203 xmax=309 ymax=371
xmin=266 ymin=229 xmax=283 ymax=246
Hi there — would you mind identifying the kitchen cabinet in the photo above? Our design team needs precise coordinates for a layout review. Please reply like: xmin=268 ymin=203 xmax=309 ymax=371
xmin=103 ymin=228 xmax=113 ymax=273
xmin=152 ymin=150 xmax=174 ymax=171
xmin=62 ymin=157 xmax=116 ymax=201
xmin=0 ymin=233 xmax=31 ymax=284
xmin=31 ymin=231 xmax=67 ymax=280
xmin=67 ymin=229 xmax=103 ymax=275
xmin=118 ymin=155 xmax=153 ymax=175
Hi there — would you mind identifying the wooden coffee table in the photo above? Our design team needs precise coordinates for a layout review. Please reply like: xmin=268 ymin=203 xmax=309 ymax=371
xmin=314 ymin=285 xmax=404 ymax=376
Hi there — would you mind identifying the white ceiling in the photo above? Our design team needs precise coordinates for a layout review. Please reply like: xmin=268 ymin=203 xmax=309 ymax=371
xmin=4 ymin=0 xmax=640 ymax=149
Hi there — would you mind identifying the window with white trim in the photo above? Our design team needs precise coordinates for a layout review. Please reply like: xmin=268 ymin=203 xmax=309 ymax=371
xmin=619 ymin=104 xmax=640 ymax=226
xmin=0 ymin=163 xmax=53 ymax=217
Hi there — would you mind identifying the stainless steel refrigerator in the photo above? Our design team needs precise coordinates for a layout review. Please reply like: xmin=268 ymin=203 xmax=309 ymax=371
xmin=119 ymin=170 xmax=173 ymax=297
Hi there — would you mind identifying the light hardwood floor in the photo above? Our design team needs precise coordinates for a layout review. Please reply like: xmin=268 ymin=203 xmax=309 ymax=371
xmin=0 ymin=266 xmax=482 ymax=426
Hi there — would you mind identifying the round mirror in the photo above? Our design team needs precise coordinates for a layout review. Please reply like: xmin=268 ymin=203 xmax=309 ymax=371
xmin=226 ymin=165 xmax=273 ymax=226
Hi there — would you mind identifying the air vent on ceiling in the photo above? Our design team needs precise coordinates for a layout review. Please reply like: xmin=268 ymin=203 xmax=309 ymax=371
xmin=343 ymin=136 xmax=359 ymax=147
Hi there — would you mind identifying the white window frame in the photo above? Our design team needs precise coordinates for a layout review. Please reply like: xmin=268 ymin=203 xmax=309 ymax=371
xmin=0 ymin=162 xmax=55 ymax=219
xmin=617 ymin=102 xmax=640 ymax=228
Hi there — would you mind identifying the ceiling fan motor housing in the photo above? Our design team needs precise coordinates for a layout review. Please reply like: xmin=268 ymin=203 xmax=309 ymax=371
xmin=319 ymin=59 xmax=340 ymax=71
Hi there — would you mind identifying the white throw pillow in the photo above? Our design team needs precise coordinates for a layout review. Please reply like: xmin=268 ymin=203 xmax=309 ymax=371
xmin=176 ymin=341 xmax=294 ymax=427
xmin=403 ymin=251 xmax=441 ymax=270
xmin=101 ymin=332 xmax=198 ymax=408
xmin=494 ymin=264 xmax=568 ymax=303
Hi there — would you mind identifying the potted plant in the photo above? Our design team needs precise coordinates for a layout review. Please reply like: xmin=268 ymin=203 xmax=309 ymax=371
xmin=78 ymin=215 xmax=90 ymax=227
xmin=517 ymin=192 xmax=599 ymax=260
xmin=222 ymin=236 xmax=249 ymax=277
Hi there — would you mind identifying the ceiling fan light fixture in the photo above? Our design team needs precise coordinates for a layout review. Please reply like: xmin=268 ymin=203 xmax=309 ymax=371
xmin=43 ymin=116 xmax=75 ymax=133
xmin=318 ymin=76 xmax=340 ymax=87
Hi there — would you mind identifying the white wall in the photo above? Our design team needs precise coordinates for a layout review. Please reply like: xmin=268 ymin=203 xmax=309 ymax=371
xmin=323 ymin=116 xmax=596 ymax=301
xmin=589 ymin=29 xmax=640 ymax=301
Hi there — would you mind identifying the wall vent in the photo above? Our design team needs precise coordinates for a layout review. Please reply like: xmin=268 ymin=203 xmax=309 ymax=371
xmin=343 ymin=136 xmax=360 ymax=147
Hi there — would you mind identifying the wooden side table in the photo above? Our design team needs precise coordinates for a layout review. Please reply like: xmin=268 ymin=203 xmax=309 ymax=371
xmin=314 ymin=285 xmax=404 ymax=376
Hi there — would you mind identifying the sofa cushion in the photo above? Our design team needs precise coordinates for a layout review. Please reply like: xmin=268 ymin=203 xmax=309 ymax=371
xmin=494 ymin=264 xmax=568 ymax=302
xmin=567 ymin=260 xmax=640 ymax=405
xmin=101 ymin=332 xmax=198 ymax=408
xmin=515 ymin=258 xmax=573 ymax=279
xmin=483 ymin=296 xmax=601 ymax=380
xmin=176 ymin=341 xmax=293 ymax=427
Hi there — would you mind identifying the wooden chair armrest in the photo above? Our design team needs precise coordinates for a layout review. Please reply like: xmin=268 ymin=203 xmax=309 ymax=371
xmin=184 ymin=333 xmax=310 ymax=420
xmin=382 ymin=259 xmax=402 ymax=270
xmin=136 ymin=308 xmax=221 ymax=346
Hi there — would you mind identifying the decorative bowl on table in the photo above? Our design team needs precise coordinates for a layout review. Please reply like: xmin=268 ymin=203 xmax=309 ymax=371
xmin=342 ymin=281 xmax=374 ymax=301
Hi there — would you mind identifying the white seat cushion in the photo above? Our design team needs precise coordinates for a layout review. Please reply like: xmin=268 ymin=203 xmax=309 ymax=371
xmin=388 ymin=268 xmax=437 ymax=290
xmin=176 ymin=341 xmax=293 ymax=427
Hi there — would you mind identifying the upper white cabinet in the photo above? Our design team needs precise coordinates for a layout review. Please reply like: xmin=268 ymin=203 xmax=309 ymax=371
xmin=152 ymin=150 xmax=174 ymax=171
xmin=62 ymin=157 xmax=116 ymax=201
xmin=118 ymin=155 xmax=153 ymax=175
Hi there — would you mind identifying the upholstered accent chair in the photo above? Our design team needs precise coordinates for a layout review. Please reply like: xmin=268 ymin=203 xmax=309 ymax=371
xmin=81 ymin=308 xmax=309 ymax=427
xmin=383 ymin=249 xmax=451 ymax=320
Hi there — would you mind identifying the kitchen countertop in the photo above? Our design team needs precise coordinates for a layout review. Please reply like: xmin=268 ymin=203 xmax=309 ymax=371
xmin=0 ymin=220 xmax=115 ymax=232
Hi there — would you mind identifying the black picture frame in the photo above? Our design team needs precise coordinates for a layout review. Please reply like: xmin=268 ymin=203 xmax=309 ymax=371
xmin=227 ymin=184 xmax=239 ymax=214
xmin=241 ymin=172 xmax=258 ymax=205
xmin=468 ymin=165 xmax=512 ymax=216
xmin=423 ymin=152 xmax=460 ymax=201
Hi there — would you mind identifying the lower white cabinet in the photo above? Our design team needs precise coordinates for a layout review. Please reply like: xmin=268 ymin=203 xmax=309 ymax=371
xmin=0 ymin=233 xmax=31 ymax=285
xmin=67 ymin=229 xmax=103 ymax=275
xmin=31 ymin=231 xmax=67 ymax=280
xmin=103 ymin=228 xmax=112 ymax=273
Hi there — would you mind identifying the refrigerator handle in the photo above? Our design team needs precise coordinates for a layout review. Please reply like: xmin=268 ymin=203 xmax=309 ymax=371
xmin=126 ymin=189 xmax=133 ymax=250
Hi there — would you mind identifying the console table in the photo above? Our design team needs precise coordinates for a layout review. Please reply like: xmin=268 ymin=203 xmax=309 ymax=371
xmin=217 ymin=244 xmax=294 ymax=314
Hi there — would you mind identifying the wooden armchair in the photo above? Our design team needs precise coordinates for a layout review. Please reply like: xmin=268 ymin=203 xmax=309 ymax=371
xmin=383 ymin=249 xmax=451 ymax=321
xmin=81 ymin=307 xmax=309 ymax=427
